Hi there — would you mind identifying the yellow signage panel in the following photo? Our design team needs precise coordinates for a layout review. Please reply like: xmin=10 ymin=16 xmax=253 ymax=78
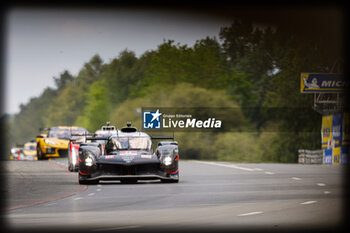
xmin=333 ymin=147 xmax=340 ymax=165
xmin=322 ymin=115 xmax=333 ymax=149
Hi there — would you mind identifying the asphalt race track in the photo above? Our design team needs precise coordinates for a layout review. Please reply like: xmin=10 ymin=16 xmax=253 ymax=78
xmin=2 ymin=159 xmax=346 ymax=232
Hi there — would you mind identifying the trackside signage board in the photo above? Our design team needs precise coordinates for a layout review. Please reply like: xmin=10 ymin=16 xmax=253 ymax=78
xmin=323 ymin=148 xmax=332 ymax=164
xmin=321 ymin=113 xmax=349 ymax=165
xmin=300 ymin=73 xmax=347 ymax=93
xmin=332 ymin=114 xmax=342 ymax=147
xmin=322 ymin=115 xmax=333 ymax=149
xmin=333 ymin=147 xmax=340 ymax=165
xmin=341 ymin=146 xmax=349 ymax=164
xmin=343 ymin=112 xmax=350 ymax=145
xmin=321 ymin=113 xmax=350 ymax=149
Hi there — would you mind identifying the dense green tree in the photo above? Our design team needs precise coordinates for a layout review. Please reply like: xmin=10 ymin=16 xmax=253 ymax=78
xmin=8 ymin=87 xmax=57 ymax=146
xmin=219 ymin=19 xmax=339 ymax=162
xmin=53 ymin=70 xmax=74 ymax=91
xmin=44 ymin=54 xmax=105 ymax=127
xmin=103 ymin=50 xmax=143 ymax=108
xmin=219 ymin=21 xmax=280 ymax=130
xmin=140 ymin=38 xmax=226 ymax=90
xmin=75 ymin=80 xmax=109 ymax=131
xmin=262 ymin=33 xmax=338 ymax=162
xmin=44 ymin=85 xmax=81 ymax=126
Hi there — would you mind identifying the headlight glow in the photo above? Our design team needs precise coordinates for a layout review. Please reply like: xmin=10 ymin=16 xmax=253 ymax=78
xmin=44 ymin=139 xmax=57 ymax=145
xmin=72 ymin=147 xmax=78 ymax=164
xmin=163 ymin=156 xmax=172 ymax=166
xmin=85 ymin=156 xmax=93 ymax=166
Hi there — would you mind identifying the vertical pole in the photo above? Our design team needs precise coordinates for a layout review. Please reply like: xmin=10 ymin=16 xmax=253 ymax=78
xmin=314 ymin=93 xmax=317 ymax=109
xmin=336 ymin=93 xmax=339 ymax=111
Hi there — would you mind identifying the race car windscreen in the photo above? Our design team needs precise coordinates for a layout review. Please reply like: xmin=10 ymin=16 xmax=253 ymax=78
xmin=24 ymin=145 xmax=36 ymax=150
xmin=48 ymin=128 xmax=88 ymax=139
xmin=109 ymin=137 xmax=151 ymax=151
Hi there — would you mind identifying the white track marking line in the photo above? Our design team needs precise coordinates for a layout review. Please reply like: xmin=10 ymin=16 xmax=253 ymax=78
xmin=324 ymin=191 xmax=331 ymax=194
xmin=97 ymin=188 xmax=102 ymax=192
xmin=74 ymin=197 xmax=83 ymax=201
xmin=44 ymin=202 xmax=57 ymax=207
xmin=237 ymin=211 xmax=263 ymax=217
xmin=264 ymin=171 xmax=275 ymax=175
xmin=97 ymin=185 xmax=102 ymax=188
xmin=300 ymin=200 xmax=317 ymax=205
xmin=88 ymin=193 xmax=95 ymax=196
xmin=92 ymin=226 xmax=140 ymax=231
xmin=317 ymin=183 xmax=326 ymax=186
xmin=194 ymin=161 xmax=256 ymax=172
xmin=196 ymin=203 xmax=217 ymax=206
xmin=291 ymin=177 xmax=302 ymax=180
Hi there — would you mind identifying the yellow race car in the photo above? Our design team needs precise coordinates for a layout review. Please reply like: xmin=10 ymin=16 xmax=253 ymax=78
xmin=36 ymin=126 xmax=89 ymax=160
xmin=23 ymin=141 xmax=38 ymax=160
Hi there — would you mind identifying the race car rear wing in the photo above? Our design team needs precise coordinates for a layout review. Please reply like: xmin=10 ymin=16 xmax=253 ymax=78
xmin=85 ymin=136 xmax=110 ymax=141
xmin=71 ymin=133 xmax=95 ymax=137
xmin=70 ymin=135 xmax=111 ymax=143
xmin=69 ymin=133 xmax=95 ymax=142
xmin=151 ymin=136 xmax=174 ymax=140
xmin=82 ymin=135 xmax=174 ymax=141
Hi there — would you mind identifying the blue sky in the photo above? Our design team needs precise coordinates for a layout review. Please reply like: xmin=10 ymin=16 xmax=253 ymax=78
xmin=4 ymin=8 xmax=232 ymax=114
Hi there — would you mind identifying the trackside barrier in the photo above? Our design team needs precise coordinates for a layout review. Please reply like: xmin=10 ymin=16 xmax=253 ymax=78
xmin=298 ymin=149 xmax=323 ymax=164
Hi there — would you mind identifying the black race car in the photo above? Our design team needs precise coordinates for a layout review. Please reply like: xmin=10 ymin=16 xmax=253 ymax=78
xmin=78 ymin=123 xmax=179 ymax=184
xmin=68 ymin=122 xmax=118 ymax=172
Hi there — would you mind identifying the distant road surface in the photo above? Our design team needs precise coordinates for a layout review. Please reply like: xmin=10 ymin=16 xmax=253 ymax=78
xmin=3 ymin=159 xmax=346 ymax=232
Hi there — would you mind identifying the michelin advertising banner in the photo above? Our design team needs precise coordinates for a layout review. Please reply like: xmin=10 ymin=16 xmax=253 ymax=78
xmin=300 ymin=73 xmax=347 ymax=93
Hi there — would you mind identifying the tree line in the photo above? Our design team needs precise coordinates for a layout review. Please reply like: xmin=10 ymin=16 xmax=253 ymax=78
xmin=6 ymin=19 xmax=338 ymax=162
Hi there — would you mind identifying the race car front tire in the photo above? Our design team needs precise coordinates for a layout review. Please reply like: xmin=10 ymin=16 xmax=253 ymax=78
xmin=120 ymin=178 xmax=138 ymax=184
xmin=161 ymin=179 xmax=179 ymax=183
xmin=78 ymin=174 xmax=99 ymax=185
xmin=68 ymin=163 xmax=79 ymax=172
xmin=68 ymin=163 xmax=73 ymax=172
xmin=36 ymin=144 xmax=45 ymax=160
xmin=162 ymin=172 xmax=179 ymax=183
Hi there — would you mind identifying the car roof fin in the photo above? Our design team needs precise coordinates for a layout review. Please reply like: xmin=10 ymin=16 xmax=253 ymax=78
xmin=121 ymin=122 xmax=137 ymax=133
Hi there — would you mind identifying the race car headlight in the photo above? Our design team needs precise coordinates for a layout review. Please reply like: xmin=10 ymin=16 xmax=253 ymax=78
xmin=83 ymin=151 xmax=95 ymax=167
xmin=163 ymin=156 xmax=172 ymax=166
xmin=72 ymin=147 xmax=78 ymax=164
xmin=85 ymin=156 xmax=93 ymax=167
xmin=44 ymin=139 xmax=57 ymax=145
